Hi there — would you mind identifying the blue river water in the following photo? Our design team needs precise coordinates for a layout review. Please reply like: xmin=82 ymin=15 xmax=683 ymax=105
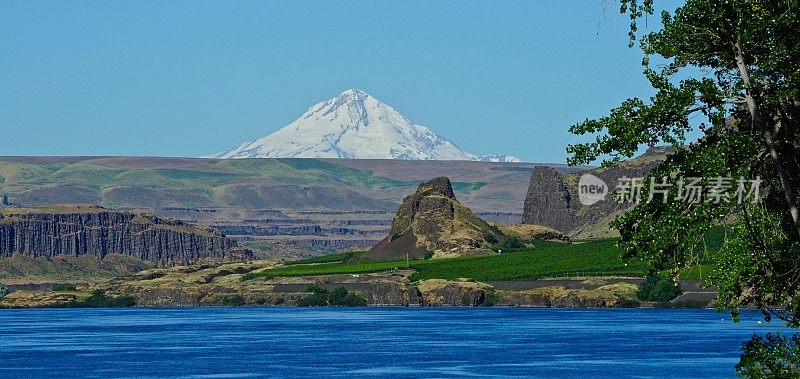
xmin=0 ymin=307 xmax=786 ymax=378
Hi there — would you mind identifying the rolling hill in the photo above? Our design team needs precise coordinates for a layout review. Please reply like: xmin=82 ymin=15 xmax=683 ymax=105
xmin=0 ymin=156 xmax=580 ymax=257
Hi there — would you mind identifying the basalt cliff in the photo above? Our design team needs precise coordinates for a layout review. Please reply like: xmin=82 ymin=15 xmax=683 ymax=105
xmin=522 ymin=147 xmax=671 ymax=238
xmin=0 ymin=205 xmax=250 ymax=266
xmin=522 ymin=166 xmax=575 ymax=232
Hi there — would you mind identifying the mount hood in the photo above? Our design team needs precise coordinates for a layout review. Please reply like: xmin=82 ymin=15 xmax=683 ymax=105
xmin=206 ymin=89 xmax=520 ymax=162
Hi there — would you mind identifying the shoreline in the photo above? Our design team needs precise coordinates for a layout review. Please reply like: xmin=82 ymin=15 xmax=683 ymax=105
xmin=0 ymin=304 xmax=725 ymax=310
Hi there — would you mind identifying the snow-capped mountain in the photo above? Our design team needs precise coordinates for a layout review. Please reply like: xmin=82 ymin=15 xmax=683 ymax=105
xmin=476 ymin=154 xmax=523 ymax=163
xmin=206 ymin=89 xmax=521 ymax=162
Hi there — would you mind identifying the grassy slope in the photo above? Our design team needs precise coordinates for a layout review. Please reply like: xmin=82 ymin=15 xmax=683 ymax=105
xmin=0 ymin=158 xmax=491 ymax=209
xmin=0 ymin=254 xmax=154 ymax=283
xmin=243 ymin=259 xmax=408 ymax=280
xmin=245 ymin=238 xmax=715 ymax=282
xmin=283 ymin=251 xmax=364 ymax=265
xmin=409 ymin=239 xmax=645 ymax=281
xmin=246 ymin=239 xmax=651 ymax=281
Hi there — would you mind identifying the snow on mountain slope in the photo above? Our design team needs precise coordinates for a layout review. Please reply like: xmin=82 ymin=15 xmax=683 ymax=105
xmin=206 ymin=89 xmax=521 ymax=162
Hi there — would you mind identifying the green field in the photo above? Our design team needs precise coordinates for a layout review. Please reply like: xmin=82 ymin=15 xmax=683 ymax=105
xmin=409 ymin=239 xmax=646 ymax=281
xmin=283 ymin=251 xmax=364 ymax=265
xmin=244 ymin=239 xmax=661 ymax=282
xmin=243 ymin=259 xmax=411 ymax=280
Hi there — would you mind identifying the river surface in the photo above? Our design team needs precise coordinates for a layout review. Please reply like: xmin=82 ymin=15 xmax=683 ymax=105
xmin=0 ymin=307 xmax=786 ymax=378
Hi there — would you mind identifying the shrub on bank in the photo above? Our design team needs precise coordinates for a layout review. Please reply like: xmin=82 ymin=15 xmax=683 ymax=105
xmin=298 ymin=285 xmax=366 ymax=307
xmin=483 ymin=290 xmax=500 ymax=307
xmin=221 ymin=294 xmax=246 ymax=307
xmin=501 ymin=236 xmax=525 ymax=249
xmin=52 ymin=284 xmax=77 ymax=292
xmin=66 ymin=290 xmax=136 ymax=308
xmin=637 ymin=276 xmax=682 ymax=302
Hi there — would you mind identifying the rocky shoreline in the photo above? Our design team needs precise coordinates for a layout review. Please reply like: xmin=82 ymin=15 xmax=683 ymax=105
xmin=0 ymin=260 xmax=717 ymax=309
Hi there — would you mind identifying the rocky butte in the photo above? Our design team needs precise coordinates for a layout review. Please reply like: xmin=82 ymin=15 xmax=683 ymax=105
xmin=362 ymin=176 xmax=505 ymax=261
xmin=0 ymin=204 xmax=250 ymax=266
xmin=522 ymin=146 xmax=672 ymax=238
xmin=522 ymin=166 xmax=575 ymax=233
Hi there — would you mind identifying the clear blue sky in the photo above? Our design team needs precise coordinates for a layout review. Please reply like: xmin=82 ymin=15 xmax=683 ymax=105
xmin=0 ymin=1 xmax=682 ymax=163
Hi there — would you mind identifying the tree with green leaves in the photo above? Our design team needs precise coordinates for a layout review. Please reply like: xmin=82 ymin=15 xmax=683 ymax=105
xmin=567 ymin=0 xmax=798 ymax=375
xmin=738 ymin=333 xmax=800 ymax=378
xmin=637 ymin=275 xmax=683 ymax=302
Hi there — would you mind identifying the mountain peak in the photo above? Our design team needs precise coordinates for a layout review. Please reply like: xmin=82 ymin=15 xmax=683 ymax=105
xmin=205 ymin=90 xmax=521 ymax=162
xmin=337 ymin=88 xmax=370 ymax=99
xmin=329 ymin=89 xmax=373 ymax=108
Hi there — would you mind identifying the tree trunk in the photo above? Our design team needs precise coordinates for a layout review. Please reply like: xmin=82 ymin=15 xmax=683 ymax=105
xmin=733 ymin=41 xmax=800 ymax=239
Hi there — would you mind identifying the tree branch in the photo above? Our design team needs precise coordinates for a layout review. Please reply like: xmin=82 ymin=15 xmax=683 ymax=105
xmin=732 ymin=39 xmax=800 ymax=239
